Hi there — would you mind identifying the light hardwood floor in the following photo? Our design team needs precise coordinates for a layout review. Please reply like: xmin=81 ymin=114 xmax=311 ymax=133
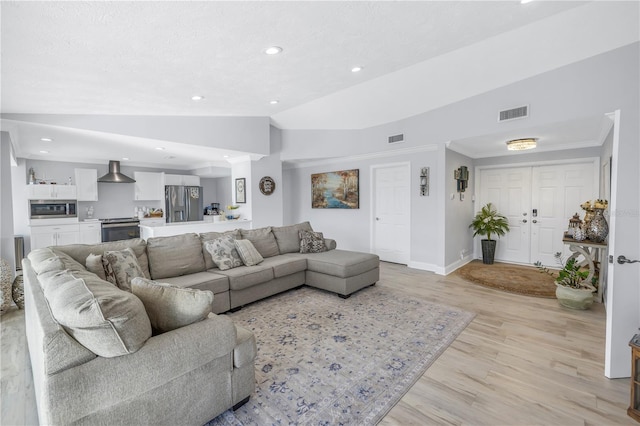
xmin=1 ymin=262 xmax=633 ymax=425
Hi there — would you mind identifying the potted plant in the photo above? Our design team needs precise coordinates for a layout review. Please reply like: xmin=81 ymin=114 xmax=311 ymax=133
xmin=469 ymin=203 xmax=510 ymax=264
xmin=535 ymin=252 xmax=596 ymax=310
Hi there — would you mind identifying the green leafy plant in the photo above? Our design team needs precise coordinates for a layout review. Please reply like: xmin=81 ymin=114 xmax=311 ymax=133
xmin=535 ymin=252 xmax=596 ymax=290
xmin=469 ymin=203 xmax=510 ymax=241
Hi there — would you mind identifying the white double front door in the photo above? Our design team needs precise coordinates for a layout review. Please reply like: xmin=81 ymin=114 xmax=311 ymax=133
xmin=478 ymin=161 xmax=598 ymax=266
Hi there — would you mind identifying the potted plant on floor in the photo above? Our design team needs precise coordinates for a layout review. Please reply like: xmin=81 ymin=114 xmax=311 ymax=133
xmin=469 ymin=203 xmax=510 ymax=264
xmin=535 ymin=252 xmax=596 ymax=310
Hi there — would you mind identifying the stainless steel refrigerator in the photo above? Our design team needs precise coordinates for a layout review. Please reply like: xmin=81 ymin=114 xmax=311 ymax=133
xmin=165 ymin=185 xmax=203 ymax=223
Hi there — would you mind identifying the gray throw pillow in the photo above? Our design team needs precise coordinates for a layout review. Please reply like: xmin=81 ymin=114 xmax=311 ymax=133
xmin=103 ymin=248 xmax=145 ymax=292
xmin=234 ymin=239 xmax=264 ymax=266
xmin=204 ymin=235 xmax=244 ymax=271
xmin=240 ymin=227 xmax=280 ymax=258
xmin=85 ymin=253 xmax=107 ymax=281
xmin=131 ymin=277 xmax=213 ymax=333
xmin=299 ymin=230 xmax=328 ymax=253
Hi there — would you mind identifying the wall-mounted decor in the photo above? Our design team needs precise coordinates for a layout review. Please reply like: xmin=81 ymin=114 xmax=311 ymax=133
xmin=235 ymin=178 xmax=246 ymax=203
xmin=454 ymin=166 xmax=469 ymax=201
xmin=259 ymin=176 xmax=276 ymax=196
xmin=311 ymin=169 xmax=359 ymax=209
xmin=420 ymin=167 xmax=429 ymax=196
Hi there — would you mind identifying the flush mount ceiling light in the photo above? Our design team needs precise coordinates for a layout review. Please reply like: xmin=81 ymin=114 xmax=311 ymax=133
xmin=506 ymin=138 xmax=538 ymax=151
xmin=191 ymin=95 xmax=204 ymax=101
xmin=264 ymin=46 xmax=282 ymax=55
xmin=351 ymin=66 xmax=363 ymax=73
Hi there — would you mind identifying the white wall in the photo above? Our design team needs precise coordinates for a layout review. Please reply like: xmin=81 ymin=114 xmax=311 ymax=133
xmin=0 ymin=133 xmax=16 ymax=272
xmin=444 ymin=148 xmax=474 ymax=270
xmin=250 ymin=127 xmax=284 ymax=228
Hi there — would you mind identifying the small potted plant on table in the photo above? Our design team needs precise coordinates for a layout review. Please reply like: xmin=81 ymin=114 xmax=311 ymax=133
xmin=536 ymin=252 xmax=596 ymax=310
xmin=469 ymin=203 xmax=510 ymax=264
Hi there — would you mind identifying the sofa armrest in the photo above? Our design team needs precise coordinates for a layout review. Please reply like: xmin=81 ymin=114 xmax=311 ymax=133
xmin=324 ymin=238 xmax=337 ymax=250
xmin=46 ymin=314 xmax=237 ymax=421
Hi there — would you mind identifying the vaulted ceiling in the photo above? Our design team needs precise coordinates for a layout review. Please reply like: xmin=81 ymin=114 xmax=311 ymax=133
xmin=1 ymin=1 xmax=638 ymax=169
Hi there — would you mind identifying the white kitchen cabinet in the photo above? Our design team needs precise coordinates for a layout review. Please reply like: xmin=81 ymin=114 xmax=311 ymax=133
xmin=134 ymin=172 xmax=164 ymax=200
xmin=27 ymin=184 xmax=77 ymax=200
xmin=164 ymin=174 xmax=200 ymax=186
xmin=30 ymin=224 xmax=80 ymax=250
xmin=79 ymin=222 xmax=102 ymax=244
xmin=75 ymin=168 xmax=98 ymax=201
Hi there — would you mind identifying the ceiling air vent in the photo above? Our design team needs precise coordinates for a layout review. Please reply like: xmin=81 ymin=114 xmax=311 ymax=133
xmin=498 ymin=105 xmax=528 ymax=122
xmin=388 ymin=134 xmax=404 ymax=144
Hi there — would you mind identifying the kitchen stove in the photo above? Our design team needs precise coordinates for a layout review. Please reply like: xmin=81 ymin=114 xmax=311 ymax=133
xmin=100 ymin=217 xmax=141 ymax=242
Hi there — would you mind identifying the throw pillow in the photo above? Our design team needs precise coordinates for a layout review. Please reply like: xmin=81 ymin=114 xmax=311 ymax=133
xmin=234 ymin=239 xmax=264 ymax=266
xmin=299 ymin=230 xmax=328 ymax=253
xmin=103 ymin=248 xmax=145 ymax=292
xmin=204 ymin=235 xmax=244 ymax=271
xmin=101 ymin=256 xmax=117 ymax=285
xmin=272 ymin=222 xmax=314 ymax=254
xmin=240 ymin=227 xmax=280 ymax=258
xmin=85 ymin=253 xmax=107 ymax=281
xmin=131 ymin=277 xmax=213 ymax=333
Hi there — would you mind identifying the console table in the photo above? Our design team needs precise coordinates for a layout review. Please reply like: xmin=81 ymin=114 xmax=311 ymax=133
xmin=562 ymin=237 xmax=607 ymax=302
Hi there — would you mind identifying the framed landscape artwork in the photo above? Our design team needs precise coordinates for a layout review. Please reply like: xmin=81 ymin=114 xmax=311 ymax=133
xmin=311 ymin=169 xmax=359 ymax=209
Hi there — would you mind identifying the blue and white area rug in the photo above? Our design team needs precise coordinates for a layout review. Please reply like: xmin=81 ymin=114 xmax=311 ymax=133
xmin=208 ymin=285 xmax=475 ymax=425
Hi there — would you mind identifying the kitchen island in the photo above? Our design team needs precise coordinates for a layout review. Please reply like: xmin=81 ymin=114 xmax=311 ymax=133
xmin=139 ymin=219 xmax=252 ymax=239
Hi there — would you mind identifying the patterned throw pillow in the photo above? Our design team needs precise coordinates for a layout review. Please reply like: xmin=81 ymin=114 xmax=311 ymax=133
xmin=131 ymin=277 xmax=213 ymax=333
xmin=101 ymin=256 xmax=117 ymax=285
xmin=299 ymin=230 xmax=328 ymax=253
xmin=234 ymin=239 xmax=264 ymax=266
xmin=103 ymin=248 xmax=146 ymax=292
xmin=204 ymin=235 xmax=244 ymax=271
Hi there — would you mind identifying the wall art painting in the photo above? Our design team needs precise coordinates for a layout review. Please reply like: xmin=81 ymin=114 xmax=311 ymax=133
xmin=311 ymin=169 xmax=359 ymax=209
xmin=235 ymin=178 xmax=246 ymax=203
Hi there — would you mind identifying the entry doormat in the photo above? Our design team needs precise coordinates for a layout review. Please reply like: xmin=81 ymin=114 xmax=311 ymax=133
xmin=207 ymin=285 xmax=475 ymax=425
xmin=456 ymin=260 xmax=557 ymax=298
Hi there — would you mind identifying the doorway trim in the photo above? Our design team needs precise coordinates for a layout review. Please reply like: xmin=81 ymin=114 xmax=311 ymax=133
xmin=370 ymin=161 xmax=411 ymax=264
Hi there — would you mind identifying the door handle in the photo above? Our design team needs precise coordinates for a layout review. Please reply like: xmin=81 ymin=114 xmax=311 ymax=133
xmin=617 ymin=255 xmax=640 ymax=265
xmin=375 ymin=217 xmax=380 ymax=221
xmin=522 ymin=219 xmax=527 ymax=223
xmin=532 ymin=220 xmax=537 ymax=224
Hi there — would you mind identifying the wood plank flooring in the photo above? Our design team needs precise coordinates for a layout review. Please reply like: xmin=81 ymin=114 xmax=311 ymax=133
xmin=1 ymin=262 xmax=633 ymax=425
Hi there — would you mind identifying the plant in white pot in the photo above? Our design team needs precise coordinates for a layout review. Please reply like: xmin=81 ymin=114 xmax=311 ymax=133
xmin=535 ymin=252 xmax=596 ymax=310
xmin=469 ymin=203 xmax=510 ymax=264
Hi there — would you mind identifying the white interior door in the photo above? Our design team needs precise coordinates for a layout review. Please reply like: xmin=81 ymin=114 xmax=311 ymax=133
xmin=372 ymin=164 xmax=410 ymax=264
xmin=479 ymin=167 xmax=531 ymax=264
xmin=479 ymin=162 xmax=597 ymax=265
xmin=531 ymin=163 xmax=596 ymax=266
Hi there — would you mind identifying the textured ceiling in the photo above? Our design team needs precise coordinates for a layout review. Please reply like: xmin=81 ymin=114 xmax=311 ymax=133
xmin=1 ymin=1 xmax=635 ymax=169
xmin=1 ymin=1 xmax=585 ymax=117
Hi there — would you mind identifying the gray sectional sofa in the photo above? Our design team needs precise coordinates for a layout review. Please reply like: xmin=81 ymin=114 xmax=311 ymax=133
xmin=23 ymin=222 xmax=379 ymax=425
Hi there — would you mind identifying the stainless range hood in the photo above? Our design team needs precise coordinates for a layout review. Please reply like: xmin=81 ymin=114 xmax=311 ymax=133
xmin=97 ymin=161 xmax=136 ymax=183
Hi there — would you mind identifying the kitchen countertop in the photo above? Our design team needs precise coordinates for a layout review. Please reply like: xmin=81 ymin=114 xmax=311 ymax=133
xmin=139 ymin=219 xmax=252 ymax=239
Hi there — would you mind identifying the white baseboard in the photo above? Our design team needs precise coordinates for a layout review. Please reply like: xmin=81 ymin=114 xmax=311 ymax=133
xmin=407 ymin=261 xmax=444 ymax=275
xmin=443 ymin=255 xmax=474 ymax=275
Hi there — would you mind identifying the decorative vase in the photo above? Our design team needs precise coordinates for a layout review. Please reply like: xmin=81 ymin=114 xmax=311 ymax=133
xmin=586 ymin=208 xmax=608 ymax=243
xmin=583 ymin=208 xmax=595 ymax=228
xmin=573 ymin=226 xmax=586 ymax=242
xmin=555 ymin=284 xmax=594 ymax=310
xmin=12 ymin=275 xmax=24 ymax=310
xmin=481 ymin=239 xmax=497 ymax=265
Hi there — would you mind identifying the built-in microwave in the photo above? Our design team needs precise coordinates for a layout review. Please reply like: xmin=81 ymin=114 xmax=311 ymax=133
xmin=29 ymin=200 xmax=77 ymax=219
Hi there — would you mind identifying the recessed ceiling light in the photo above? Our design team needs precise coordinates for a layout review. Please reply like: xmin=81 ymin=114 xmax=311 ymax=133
xmin=164 ymin=156 xmax=176 ymax=160
xmin=351 ymin=66 xmax=363 ymax=73
xmin=40 ymin=137 xmax=53 ymax=142
xmin=223 ymin=155 xmax=229 ymax=158
xmin=122 ymin=157 xmax=129 ymax=161
xmin=264 ymin=46 xmax=282 ymax=55
xmin=270 ymin=100 xmax=279 ymax=105
xmin=191 ymin=95 xmax=204 ymax=101
xmin=521 ymin=0 xmax=534 ymax=4
xmin=39 ymin=150 xmax=49 ymax=154
xmin=155 ymin=147 xmax=165 ymax=151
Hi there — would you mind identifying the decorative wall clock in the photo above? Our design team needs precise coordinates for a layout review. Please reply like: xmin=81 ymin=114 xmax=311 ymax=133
xmin=259 ymin=176 xmax=276 ymax=196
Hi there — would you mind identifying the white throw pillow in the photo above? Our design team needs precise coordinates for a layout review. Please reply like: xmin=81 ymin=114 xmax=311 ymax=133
xmin=204 ymin=235 xmax=244 ymax=270
xmin=131 ymin=277 xmax=213 ymax=333
xmin=234 ymin=239 xmax=264 ymax=266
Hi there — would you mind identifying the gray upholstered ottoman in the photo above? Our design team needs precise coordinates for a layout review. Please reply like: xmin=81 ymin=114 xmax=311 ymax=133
xmin=303 ymin=249 xmax=380 ymax=297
